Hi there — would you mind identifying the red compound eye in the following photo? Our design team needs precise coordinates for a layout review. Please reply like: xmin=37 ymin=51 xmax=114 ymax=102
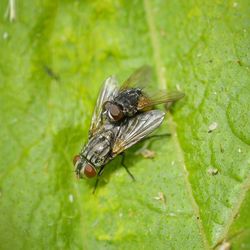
xmin=84 ymin=164 xmax=97 ymax=178
xmin=73 ymin=155 xmax=81 ymax=165
xmin=109 ymin=104 xmax=124 ymax=121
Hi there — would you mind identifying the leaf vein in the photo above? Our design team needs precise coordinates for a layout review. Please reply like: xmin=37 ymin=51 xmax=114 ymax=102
xmin=143 ymin=0 xmax=210 ymax=248
xmin=214 ymin=175 xmax=250 ymax=247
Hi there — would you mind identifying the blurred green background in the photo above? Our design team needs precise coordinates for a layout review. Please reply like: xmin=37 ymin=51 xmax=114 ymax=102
xmin=0 ymin=0 xmax=249 ymax=249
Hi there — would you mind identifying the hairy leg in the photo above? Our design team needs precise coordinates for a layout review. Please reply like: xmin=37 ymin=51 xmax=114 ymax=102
xmin=120 ymin=152 xmax=135 ymax=181
xmin=93 ymin=165 xmax=105 ymax=194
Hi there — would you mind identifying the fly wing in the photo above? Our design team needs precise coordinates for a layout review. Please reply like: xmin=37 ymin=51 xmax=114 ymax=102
xmin=89 ymin=76 xmax=118 ymax=138
xmin=138 ymin=91 xmax=185 ymax=110
xmin=112 ymin=110 xmax=165 ymax=155
xmin=121 ymin=65 xmax=152 ymax=90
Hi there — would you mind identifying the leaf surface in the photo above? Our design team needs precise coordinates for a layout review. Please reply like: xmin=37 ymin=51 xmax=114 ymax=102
xmin=0 ymin=1 xmax=249 ymax=249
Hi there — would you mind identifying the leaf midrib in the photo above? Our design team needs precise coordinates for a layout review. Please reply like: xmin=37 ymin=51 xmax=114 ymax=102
xmin=143 ymin=1 xmax=250 ymax=249
xmin=143 ymin=0 xmax=210 ymax=248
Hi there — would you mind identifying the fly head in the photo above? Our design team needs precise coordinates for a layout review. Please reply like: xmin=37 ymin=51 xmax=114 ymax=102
xmin=73 ymin=154 xmax=97 ymax=178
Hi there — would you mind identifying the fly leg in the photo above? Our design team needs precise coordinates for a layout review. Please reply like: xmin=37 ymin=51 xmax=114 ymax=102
xmin=93 ymin=166 xmax=105 ymax=194
xmin=136 ymin=133 xmax=171 ymax=158
xmin=141 ymin=133 xmax=171 ymax=142
xmin=120 ymin=153 xmax=136 ymax=181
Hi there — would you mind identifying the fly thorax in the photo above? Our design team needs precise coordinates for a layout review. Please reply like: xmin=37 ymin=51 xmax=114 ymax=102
xmin=83 ymin=130 xmax=114 ymax=167
xmin=114 ymin=88 xmax=142 ymax=116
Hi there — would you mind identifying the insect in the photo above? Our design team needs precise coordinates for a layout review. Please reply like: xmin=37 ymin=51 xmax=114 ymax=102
xmin=102 ymin=66 xmax=184 ymax=123
xmin=73 ymin=76 xmax=165 ymax=192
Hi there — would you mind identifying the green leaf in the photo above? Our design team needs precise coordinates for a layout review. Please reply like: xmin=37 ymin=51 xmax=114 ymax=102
xmin=0 ymin=1 xmax=249 ymax=249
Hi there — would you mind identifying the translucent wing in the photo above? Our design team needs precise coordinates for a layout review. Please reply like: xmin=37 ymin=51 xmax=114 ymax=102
xmin=89 ymin=76 xmax=118 ymax=138
xmin=121 ymin=65 xmax=152 ymax=90
xmin=138 ymin=91 xmax=185 ymax=110
xmin=112 ymin=110 xmax=165 ymax=155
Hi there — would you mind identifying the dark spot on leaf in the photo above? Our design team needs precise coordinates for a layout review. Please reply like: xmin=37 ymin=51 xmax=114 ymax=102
xmin=237 ymin=60 xmax=242 ymax=66
xmin=43 ymin=65 xmax=60 ymax=81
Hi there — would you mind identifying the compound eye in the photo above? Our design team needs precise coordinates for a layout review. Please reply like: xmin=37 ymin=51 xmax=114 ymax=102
xmin=83 ymin=164 xmax=97 ymax=178
xmin=73 ymin=155 xmax=81 ymax=165
xmin=109 ymin=104 xmax=124 ymax=121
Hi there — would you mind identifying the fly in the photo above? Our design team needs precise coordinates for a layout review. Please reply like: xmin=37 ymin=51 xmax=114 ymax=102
xmin=102 ymin=66 xmax=184 ymax=123
xmin=73 ymin=76 xmax=165 ymax=192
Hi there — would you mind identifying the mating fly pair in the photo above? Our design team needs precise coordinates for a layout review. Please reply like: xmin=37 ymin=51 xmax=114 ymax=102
xmin=73 ymin=66 xmax=184 ymax=192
